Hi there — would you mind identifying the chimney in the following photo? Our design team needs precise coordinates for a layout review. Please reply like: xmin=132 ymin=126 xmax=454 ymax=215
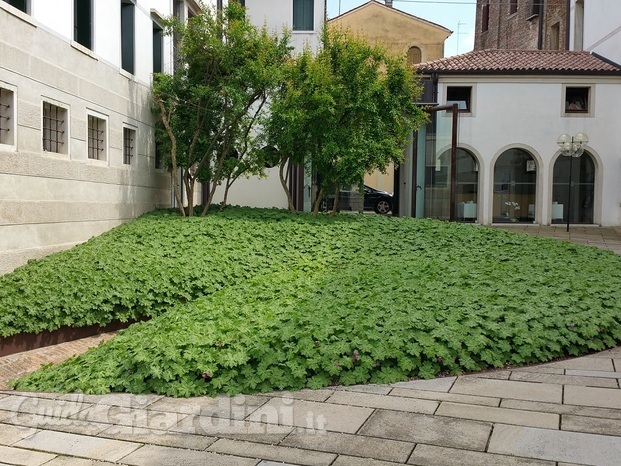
xmin=385 ymin=0 xmax=393 ymax=7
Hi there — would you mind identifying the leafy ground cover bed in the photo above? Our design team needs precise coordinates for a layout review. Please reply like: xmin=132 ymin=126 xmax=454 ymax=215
xmin=6 ymin=208 xmax=621 ymax=396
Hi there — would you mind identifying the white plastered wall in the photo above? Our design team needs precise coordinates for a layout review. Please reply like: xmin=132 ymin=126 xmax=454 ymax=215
xmin=433 ymin=74 xmax=621 ymax=226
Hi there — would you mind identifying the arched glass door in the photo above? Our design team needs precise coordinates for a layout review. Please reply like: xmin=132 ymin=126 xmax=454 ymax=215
xmin=493 ymin=149 xmax=537 ymax=223
xmin=552 ymin=152 xmax=595 ymax=224
xmin=424 ymin=148 xmax=479 ymax=222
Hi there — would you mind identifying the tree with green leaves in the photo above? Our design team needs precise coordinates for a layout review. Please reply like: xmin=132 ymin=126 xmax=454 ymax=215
xmin=153 ymin=2 xmax=291 ymax=216
xmin=266 ymin=27 xmax=427 ymax=214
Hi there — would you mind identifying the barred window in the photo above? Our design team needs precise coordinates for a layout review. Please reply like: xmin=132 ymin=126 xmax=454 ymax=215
xmin=88 ymin=114 xmax=106 ymax=160
xmin=155 ymin=144 xmax=163 ymax=169
xmin=123 ymin=127 xmax=135 ymax=165
xmin=43 ymin=102 xmax=67 ymax=154
xmin=0 ymin=87 xmax=14 ymax=146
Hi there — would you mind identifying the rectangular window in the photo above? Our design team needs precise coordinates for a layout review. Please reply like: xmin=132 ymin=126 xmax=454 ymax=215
xmin=293 ymin=0 xmax=313 ymax=31
xmin=153 ymin=22 xmax=163 ymax=73
xmin=123 ymin=127 xmax=135 ymax=165
xmin=528 ymin=0 xmax=541 ymax=18
xmin=3 ymin=0 xmax=28 ymax=13
xmin=42 ymin=102 xmax=67 ymax=154
xmin=74 ymin=0 xmax=92 ymax=49
xmin=447 ymin=86 xmax=472 ymax=112
xmin=509 ymin=0 xmax=517 ymax=15
xmin=549 ymin=22 xmax=560 ymax=50
xmin=121 ymin=0 xmax=135 ymax=74
xmin=0 ymin=87 xmax=14 ymax=146
xmin=88 ymin=114 xmax=106 ymax=160
xmin=155 ymin=144 xmax=162 ymax=169
xmin=565 ymin=87 xmax=589 ymax=113
xmin=481 ymin=0 xmax=489 ymax=32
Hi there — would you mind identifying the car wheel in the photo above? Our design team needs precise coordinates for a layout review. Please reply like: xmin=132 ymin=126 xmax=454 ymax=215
xmin=374 ymin=199 xmax=392 ymax=215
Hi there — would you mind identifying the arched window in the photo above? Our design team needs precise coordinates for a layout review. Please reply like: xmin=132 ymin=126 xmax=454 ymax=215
xmin=493 ymin=149 xmax=537 ymax=223
xmin=407 ymin=46 xmax=422 ymax=65
xmin=424 ymin=148 xmax=479 ymax=222
xmin=552 ymin=152 xmax=595 ymax=224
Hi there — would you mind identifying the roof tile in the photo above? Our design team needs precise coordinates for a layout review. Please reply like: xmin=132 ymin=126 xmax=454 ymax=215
xmin=416 ymin=49 xmax=621 ymax=74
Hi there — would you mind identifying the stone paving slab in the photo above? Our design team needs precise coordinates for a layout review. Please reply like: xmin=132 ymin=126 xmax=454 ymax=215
xmin=500 ymin=398 xmax=621 ymax=420
xmin=408 ymin=444 xmax=555 ymax=466
xmin=98 ymin=425 xmax=217 ymax=450
xmin=509 ymin=370 xmax=619 ymax=388
xmin=0 ymin=410 xmax=111 ymax=436
xmin=70 ymin=404 xmax=186 ymax=431
xmin=148 ymin=394 xmax=267 ymax=418
xmin=517 ymin=366 xmax=566 ymax=375
xmin=207 ymin=438 xmax=337 ymax=466
xmin=488 ymin=423 xmax=621 ymax=465
xmin=326 ymin=390 xmax=438 ymax=414
xmin=86 ymin=393 xmax=162 ymax=409
xmin=390 ymin=377 xmax=456 ymax=392
xmin=118 ymin=444 xmax=258 ymax=466
xmin=359 ymin=409 xmax=492 ymax=451
xmin=0 ymin=423 xmax=37 ymax=445
xmin=331 ymin=456 xmax=404 ymax=466
xmin=0 ymin=445 xmax=57 ymax=466
xmin=42 ymin=457 xmax=119 ymax=466
xmin=338 ymin=384 xmax=392 ymax=395
xmin=562 ymin=414 xmax=621 ymax=437
xmin=258 ymin=389 xmax=336 ymax=402
xmin=565 ymin=369 xmax=621 ymax=379
xmin=435 ymin=401 xmax=559 ymax=429
xmin=0 ymin=395 xmax=91 ymax=418
xmin=472 ymin=370 xmax=512 ymax=380
xmin=247 ymin=398 xmax=374 ymax=434
xmin=450 ymin=376 xmax=562 ymax=403
xmin=389 ymin=387 xmax=500 ymax=407
xmin=280 ymin=428 xmax=414 ymax=463
xmin=171 ymin=414 xmax=293 ymax=444
xmin=14 ymin=430 xmax=142 ymax=462
xmin=544 ymin=357 xmax=615 ymax=371
xmin=564 ymin=385 xmax=621 ymax=409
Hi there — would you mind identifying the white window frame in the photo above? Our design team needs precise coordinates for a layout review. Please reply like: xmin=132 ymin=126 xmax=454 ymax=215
xmin=0 ymin=82 xmax=16 ymax=150
xmin=41 ymin=98 xmax=70 ymax=157
xmin=86 ymin=109 xmax=108 ymax=163
xmin=122 ymin=124 xmax=137 ymax=166
xmin=562 ymin=84 xmax=594 ymax=118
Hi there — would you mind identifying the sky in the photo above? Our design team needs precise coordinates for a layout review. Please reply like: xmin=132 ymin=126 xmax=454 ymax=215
xmin=326 ymin=0 xmax=477 ymax=58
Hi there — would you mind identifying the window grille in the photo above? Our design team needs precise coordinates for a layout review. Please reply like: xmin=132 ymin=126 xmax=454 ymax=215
xmin=0 ymin=88 xmax=11 ymax=145
xmin=123 ymin=127 xmax=135 ymax=165
xmin=88 ymin=115 xmax=105 ymax=159
xmin=43 ymin=102 xmax=66 ymax=153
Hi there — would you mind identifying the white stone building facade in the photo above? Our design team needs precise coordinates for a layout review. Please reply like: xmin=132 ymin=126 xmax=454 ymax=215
xmin=0 ymin=0 xmax=214 ymax=274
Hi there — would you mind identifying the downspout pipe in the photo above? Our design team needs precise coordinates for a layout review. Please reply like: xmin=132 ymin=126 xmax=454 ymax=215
xmin=565 ymin=0 xmax=571 ymax=49
xmin=537 ymin=0 xmax=546 ymax=49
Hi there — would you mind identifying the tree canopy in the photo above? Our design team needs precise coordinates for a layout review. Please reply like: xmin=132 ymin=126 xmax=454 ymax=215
xmin=153 ymin=2 xmax=290 ymax=216
xmin=265 ymin=27 xmax=428 ymax=213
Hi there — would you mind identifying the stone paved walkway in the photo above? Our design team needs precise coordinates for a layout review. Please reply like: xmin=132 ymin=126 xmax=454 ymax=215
xmin=1 ymin=350 xmax=621 ymax=465
xmin=1 ymin=227 xmax=621 ymax=465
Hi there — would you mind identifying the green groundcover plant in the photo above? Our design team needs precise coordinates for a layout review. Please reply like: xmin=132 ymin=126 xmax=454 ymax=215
xmin=6 ymin=208 xmax=621 ymax=396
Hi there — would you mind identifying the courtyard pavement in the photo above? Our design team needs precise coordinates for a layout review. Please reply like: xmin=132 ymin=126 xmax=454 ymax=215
xmin=1 ymin=226 xmax=621 ymax=465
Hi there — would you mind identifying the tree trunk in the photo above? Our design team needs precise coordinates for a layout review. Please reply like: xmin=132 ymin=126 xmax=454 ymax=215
xmin=221 ymin=176 xmax=233 ymax=211
xmin=330 ymin=184 xmax=340 ymax=216
xmin=312 ymin=186 xmax=324 ymax=215
xmin=156 ymin=98 xmax=184 ymax=217
xmin=184 ymin=171 xmax=195 ymax=217
xmin=279 ymin=158 xmax=295 ymax=213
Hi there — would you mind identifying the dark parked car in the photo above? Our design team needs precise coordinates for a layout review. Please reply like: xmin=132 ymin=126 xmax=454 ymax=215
xmin=363 ymin=185 xmax=393 ymax=214
xmin=324 ymin=185 xmax=393 ymax=215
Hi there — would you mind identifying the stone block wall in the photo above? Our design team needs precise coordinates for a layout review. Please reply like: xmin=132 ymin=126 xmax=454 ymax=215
xmin=0 ymin=5 xmax=170 ymax=275
xmin=475 ymin=0 xmax=567 ymax=51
